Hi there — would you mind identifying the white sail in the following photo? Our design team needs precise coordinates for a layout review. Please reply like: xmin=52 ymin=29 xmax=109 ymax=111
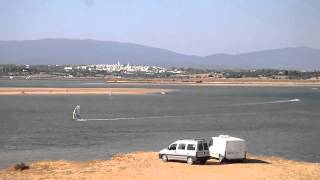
xmin=72 ymin=105 xmax=81 ymax=120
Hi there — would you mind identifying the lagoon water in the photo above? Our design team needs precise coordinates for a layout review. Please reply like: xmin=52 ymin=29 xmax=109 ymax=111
xmin=0 ymin=80 xmax=320 ymax=167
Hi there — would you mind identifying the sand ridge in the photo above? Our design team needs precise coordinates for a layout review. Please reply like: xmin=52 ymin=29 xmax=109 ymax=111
xmin=0 ymin=152 xmax=319 ymax=180
xmin=0 ymin=87 xmax=172 ymax=95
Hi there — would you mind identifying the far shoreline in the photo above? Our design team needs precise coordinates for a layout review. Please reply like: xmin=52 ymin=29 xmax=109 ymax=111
xmin=107 ymin=81 xmax=320 ymax=87
xmin=104 ymin=77 xmax=320 ymax=87
xmin=2 ymin=78 xmax=320 ymax=87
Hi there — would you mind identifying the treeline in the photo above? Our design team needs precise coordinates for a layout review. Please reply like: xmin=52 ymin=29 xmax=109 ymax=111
xmin=0 ymin=64 xmax=65 ymax=76
xmin=1 ymin=64 xmax=320 ymax=80
xmin=221 ymin=69 xmax=320 ymax=79
xmin=176 ymin=68 xmax=320 ymax=80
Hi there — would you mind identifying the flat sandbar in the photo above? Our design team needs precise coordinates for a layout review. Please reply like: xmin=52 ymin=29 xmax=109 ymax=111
xmin=106 ymin=78 xmax=320 ymax=87
xmin=0 ymin=87 xmax=171 ymax=95
xmin=1 ymin=152 xmax=319 ymax=180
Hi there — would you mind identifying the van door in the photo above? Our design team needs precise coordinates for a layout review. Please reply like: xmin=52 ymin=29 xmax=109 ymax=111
xmin=176 ymin=143 xmax=187 ymax=161
xmin=186 ymin=143 xmax=196 ymax=158
xmin=197 ymin=142 xmax=205 ymax=157
xmin=167 ymin=143 xmax=177 ymax=160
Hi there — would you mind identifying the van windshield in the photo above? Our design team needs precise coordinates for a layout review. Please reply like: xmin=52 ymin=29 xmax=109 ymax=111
xmin=198 ymin=143 xmax=203 ymax=151
xmin=169 ymin=144 xmax=177 ymax=150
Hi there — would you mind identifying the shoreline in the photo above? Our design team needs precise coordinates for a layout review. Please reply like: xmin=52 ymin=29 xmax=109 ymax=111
xmin=2 ymin=78 xmax=320 ymax=87
xmin=105 ymin=78 xmax=320 ymax=87
xmin=107 ymin=81 xmax=320 ymax=87
xmin=0 ymin=87 xmax=172 ymax=95
xmin=0 ymin=152 xmax=319 ymax=179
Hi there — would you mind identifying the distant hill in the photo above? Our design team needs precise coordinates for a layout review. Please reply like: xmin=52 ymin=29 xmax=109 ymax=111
xmin=0 ymin=39 xmax=320 ymax=70
xmin=0 ymin=39 xmax=203 ymax=67
xmin=204 ymin=47 xmax=320 ymax=70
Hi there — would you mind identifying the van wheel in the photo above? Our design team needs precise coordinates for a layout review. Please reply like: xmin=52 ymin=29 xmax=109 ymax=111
xmin=161 ymin=155 xmax=168 ymax=162
xmin=187 ymin=157 xmax=194 ymax=165
xmin=218 ymin=155 xmax=225 ymax=163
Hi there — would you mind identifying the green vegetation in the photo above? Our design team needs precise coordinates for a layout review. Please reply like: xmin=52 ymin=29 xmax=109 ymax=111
xmin=1 ymin=64 xmax=320 ymax=80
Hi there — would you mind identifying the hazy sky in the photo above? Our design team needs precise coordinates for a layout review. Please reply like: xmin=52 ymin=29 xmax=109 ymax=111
xmin=1 ymin=0 xmax=320 ymax=55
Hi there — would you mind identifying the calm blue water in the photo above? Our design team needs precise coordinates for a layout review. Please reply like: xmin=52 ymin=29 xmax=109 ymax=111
xmin=0 ymin=80 xmax=319 ymax=168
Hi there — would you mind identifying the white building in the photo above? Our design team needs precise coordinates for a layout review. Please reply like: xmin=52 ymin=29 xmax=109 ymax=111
xmin=64 ymin=67 xmax=73 ymax=71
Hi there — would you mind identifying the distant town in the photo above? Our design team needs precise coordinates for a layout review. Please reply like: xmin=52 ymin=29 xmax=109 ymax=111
xmin=0 ymin=62 xmax=183 ymax=79
xmin=1 ymin=63 xmax=320 ymax=81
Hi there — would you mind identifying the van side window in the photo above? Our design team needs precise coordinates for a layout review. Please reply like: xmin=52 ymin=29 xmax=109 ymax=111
xmin=187 ymin=144 xmax=195 ymax=151
xmin=209 ymin=140 xmax=213 ymax=146
xmin=169 ymin=143 xmax=177 ymax=150
xmin=178 ymin=144 xmax=186 ymax=150
xmin=203 ymin=143 xmax=209 ymax=150
xmin=198 ymin=143 xmax=203 ymax=151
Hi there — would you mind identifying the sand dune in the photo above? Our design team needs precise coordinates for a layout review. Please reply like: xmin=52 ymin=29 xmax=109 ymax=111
xmin=0 ymin=88 xmax=171 ymax=95
xmin=0 ymin=152 xmax=319 ymax=180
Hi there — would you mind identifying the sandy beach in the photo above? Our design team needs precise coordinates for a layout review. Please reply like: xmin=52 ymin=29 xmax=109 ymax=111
xmin=0 ymin=88 xmax=171 ymax=95
xmin=106 ymin=78 xmax=320 ymax=87
xmin=0 ymin=152 xmax=319 ymax=180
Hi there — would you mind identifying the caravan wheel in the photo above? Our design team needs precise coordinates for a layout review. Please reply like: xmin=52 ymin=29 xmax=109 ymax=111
xmin=219 ymin=155 xmax=225 ymax=163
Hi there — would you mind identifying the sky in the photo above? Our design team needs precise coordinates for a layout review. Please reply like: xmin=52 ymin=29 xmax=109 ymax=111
xmin=1 ymin=0 xmax=320 ymax=55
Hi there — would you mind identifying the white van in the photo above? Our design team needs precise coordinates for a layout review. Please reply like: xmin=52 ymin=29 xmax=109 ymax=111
xmin=159 ymin=139 xmax=210 ymax=165
xmin=209 ymin=135 xmax=246 ymax=163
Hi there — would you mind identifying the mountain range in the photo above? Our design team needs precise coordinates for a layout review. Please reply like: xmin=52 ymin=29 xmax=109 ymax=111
xmin=0 ymin=39 xmax=320 ymax=70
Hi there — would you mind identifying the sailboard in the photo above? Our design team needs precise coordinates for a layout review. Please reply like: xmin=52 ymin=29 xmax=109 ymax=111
xmin=72 ymin=105 xmax=81 ymax=120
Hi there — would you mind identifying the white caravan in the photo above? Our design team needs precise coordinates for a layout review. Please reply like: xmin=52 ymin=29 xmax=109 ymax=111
xmin=209 ymin=135 xmax=246 ymax=163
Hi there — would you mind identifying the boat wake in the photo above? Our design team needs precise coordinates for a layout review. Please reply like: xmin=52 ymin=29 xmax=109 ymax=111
xmin=72 ymin=98 xmax=301 ymax=122
xmin=74 ymin=114 xmax=210 ymax=122
xmin=234 ymin=98 xmax=300 ymax=106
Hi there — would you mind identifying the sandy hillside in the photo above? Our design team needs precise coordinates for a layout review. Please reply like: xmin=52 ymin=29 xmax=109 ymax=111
xmin=0 ymin=152 xmax=319 ymax=180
